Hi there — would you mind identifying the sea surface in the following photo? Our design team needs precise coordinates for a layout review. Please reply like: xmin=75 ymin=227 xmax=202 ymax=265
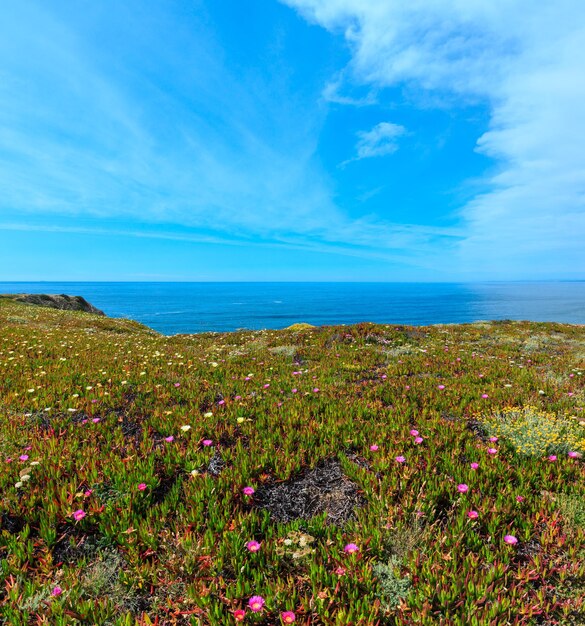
xmin=1 ymin=282 xmax=584 ymax=335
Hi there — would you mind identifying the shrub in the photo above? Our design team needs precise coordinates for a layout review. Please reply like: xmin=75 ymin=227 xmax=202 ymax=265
xmin=484 ymin=406 xmax=585 ymax=457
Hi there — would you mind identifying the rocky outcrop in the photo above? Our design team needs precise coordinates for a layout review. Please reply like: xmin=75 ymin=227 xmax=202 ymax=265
xmin=4 ymin=294 xmax=105 ymax=316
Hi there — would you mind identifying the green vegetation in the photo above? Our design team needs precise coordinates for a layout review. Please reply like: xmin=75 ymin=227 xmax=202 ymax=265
xmin=0 ymin=298 xmax=584 ymax=625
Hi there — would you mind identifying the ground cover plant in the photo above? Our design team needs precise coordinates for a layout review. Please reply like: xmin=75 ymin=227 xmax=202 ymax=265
xmin=0 ymin=299 xmax=584 ymax=625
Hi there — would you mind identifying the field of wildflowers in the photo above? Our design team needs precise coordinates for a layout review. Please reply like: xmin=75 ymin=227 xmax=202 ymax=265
xmin=0 ymin=299 xmax=584 ymax=625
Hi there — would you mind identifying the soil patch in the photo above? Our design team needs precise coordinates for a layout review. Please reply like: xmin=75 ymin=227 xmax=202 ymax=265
xmin=254 ymin=458 xmax=365 ymax=525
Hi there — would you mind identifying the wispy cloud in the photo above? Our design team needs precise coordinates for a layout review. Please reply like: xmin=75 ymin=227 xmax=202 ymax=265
xmin=355 ymin=122 xmax=406 ymax=159
xmin=283 ymin=0 xmax=585 ymax=277
xmin=0 ymin=0 xmax=450 ymax=272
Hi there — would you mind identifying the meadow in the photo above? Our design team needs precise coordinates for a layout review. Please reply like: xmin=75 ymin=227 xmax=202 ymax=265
xmin=0 ymin=298 xmax=584 ymax=625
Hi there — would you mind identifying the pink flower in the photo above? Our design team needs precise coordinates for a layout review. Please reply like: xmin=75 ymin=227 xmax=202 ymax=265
xmin=405 ymin=385 xmax=410 ymax=390
xmin=438 ymin=385 xmax=445 ymax=390
xmin=568 ymin=451 xmax=581 ymax=459
xmin=470 ymin=462 xmax=479 ymax=469
xmin=410 ymin=429 xmax=419 ymax=437
xmin=369 ymin=445 xmax=379 ymax=451
xmin=202 ymin=439 xmax=213 ymax=446
xmin=248 ymin=596 xmax=265 ymax=612
xmin=138 ymin=483 xmax=147 ymax=491
xmin=414 ymin=436 xmax=423 ymax=444
xmin=489 ymin=436 xmax=498 ymax=443
xmin=335 ymin=566 xmax=346 ymax=576
xmin=72 ymin=509 xmax=86 ymax=522
xmin=482 ymin=394 xmax=489 ymax=399
xmin=92 ymin=418 xmax=100 ymax=423
xmin=263 ymin=384 xmax=270 ymax=389
xmin=218 ymin=399 xmax=225 ymax=405
xmin=344 ymin=543 xmax=359 ymax=554
xmin=504 ymin=535 xmax=518 ymax=545
xmin=174 ymin=383 xmax=181 ymax=387
xmin=281 ymin=611 xmax=296 ymax=623
xmin=487 ymin=448 xmax=497 ymax=455
xmin=457 ymin=484 xmax=469 ymax=493
xmin=235 ymin=395 xmax=242 ymax=400
xmin=51 ymin=586 xmax=63 ymax=597
xmin=548 ymin=455 xmax=557 ymax=461
xmin=381 ymin=375 xmax=387 ymax=380
xmin=246 ymin=541 xmax=261 ymax=552
xmin=467 ymin=510 xmax=479 ymax=519
xmin=395 ymin=455 xmax=406 ymax=463
xmin=19 ymin=454 xmax=29 ymax=462
xmin=164 ymin=436 xmax=174 ymax=443
xmin=313 ymin=388 xmax=319 ymax=393
xmin=516 ymin=495 xmax=524 ymax=502
xmin=242 ymin=486 xmax=255 ymax=496
xmin=84 ymin=489 xmax=93 ymax=497
xmin=234 ymin=609 xmax=246 ymax=621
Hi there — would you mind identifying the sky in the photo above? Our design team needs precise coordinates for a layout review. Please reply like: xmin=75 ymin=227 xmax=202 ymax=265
xmin=1 ymin=0 xmax=584 ymax=281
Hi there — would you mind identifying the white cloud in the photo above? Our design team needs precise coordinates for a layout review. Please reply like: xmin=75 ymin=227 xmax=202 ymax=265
xmin=283 ymin=0 xmax=585 ymax=277
xmin=355 ymin=122 xmax=406 ymax=159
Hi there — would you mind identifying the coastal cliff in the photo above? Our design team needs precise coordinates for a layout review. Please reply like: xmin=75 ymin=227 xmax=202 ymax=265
xmin=0 ymin=293 xmax=105 ymax=316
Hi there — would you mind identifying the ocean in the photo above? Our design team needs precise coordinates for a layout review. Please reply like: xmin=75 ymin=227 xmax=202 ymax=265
xmin=1 ymin=282 xmax=584 ymax=335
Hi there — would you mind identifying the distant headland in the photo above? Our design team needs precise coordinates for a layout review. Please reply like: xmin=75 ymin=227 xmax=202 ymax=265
xmin=0 ymin=293 xmax=105 ymax=316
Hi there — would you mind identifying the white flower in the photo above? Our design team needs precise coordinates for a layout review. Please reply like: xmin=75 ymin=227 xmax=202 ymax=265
xmin=204 ymin=412 xmax=213 ymax=418
xmin=180 ymin=425 xmax=191 ymax=432
xmin=20 ymin=474 xmax=31 ymax=482
xmin=15 ymin=482 xmax=23 ymax=489
xmin=30 ymin=461 xmax=40 ymax=466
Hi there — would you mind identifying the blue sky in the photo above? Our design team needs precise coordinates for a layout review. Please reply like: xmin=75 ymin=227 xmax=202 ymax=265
xmin=1 ymin=0 xmax=584 ymax=281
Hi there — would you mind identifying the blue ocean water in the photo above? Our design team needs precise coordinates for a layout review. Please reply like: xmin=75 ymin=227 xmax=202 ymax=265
xmin=1 ymin=282 xmax=584 ymax=335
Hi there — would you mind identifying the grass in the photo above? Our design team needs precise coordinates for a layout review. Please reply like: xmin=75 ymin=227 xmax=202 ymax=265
xmin=0 ymin=298 xmax=584 ymax=625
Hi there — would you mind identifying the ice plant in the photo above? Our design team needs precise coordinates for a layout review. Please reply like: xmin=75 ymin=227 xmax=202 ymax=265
xmin=410 ymin=429 xmax=419 ymax=436
xmin=19 ymin=454 xmax=29 ymax=462
xmin=467 ymin=510 xmax=479 ymax=519
xmin=414 ymin=436 xmax=423 ymax=444
xmin=248 ymin=596 xmax=265 ymax=612
xmin=548 ymin=455 xmax=557 ymax=461
xmin=438 ymin=385 xmax=445 ymax=390
xmin=202 ymin=439 xmax=213 ymax=446
xmin=138 ymin=483 xmax=147 ymax=491
xmin=487 ymin=448 xmax=497 ymax=455
xmin=369 ymin=444 xmax=379 ymax=451
xmin=504 ymin=535 xmax=518 ymax=545
xmin=281 ymin=611 xmax=296 ymax=623
xmin=72 ymin=509 xmax=86 ymax=522
xmin=164 ymin=436 xmax=174 ymax=443
xmin=568 ymin=451 xmax=581 ymax=458
xmin=344 ymin=543 xmax=359 ymax=554
xmin=233 ymin=609 xmax=246 ymax=621
xmin=395 ymin=455 xmax=406 ymax=463
xmin=242 ymin=486 xmax=255 ymax=496
xmin=51 ymin=586 xmax=63 ymax=597
xmin=246 ymin=541 xmax=261 ymax=552
xmin=457 ymin=484 xmax=469 ymax=493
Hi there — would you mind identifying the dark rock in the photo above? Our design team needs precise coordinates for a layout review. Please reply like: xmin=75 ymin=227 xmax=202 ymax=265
xmin=5 ymin=293 xmax=105 ymax=315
